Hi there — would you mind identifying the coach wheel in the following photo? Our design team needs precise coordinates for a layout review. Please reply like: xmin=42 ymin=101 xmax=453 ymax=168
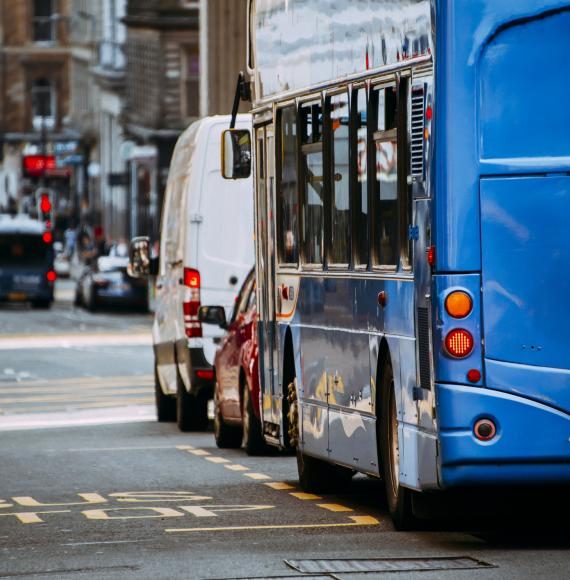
xmin=379 ymin=357 xmax=416 ymax=530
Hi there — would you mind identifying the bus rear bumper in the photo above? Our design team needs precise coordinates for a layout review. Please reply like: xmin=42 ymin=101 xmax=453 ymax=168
xmin=436 ymin=383 xmax=570 ymax=488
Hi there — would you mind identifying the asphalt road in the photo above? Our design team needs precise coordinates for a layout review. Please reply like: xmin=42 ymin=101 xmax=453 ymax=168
xmin=0 ymin=282 xmax=568 ymax=580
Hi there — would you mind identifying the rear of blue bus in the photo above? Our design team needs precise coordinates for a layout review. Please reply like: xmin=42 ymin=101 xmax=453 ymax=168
xmin=433 ymin=1 xmax=570 ymax=487
xmin=0 ymin=231 xmax=55 ymax=307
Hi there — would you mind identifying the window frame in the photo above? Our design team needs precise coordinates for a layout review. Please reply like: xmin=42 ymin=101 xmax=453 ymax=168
xmin=370 ymin=79 xmax=400 ymax=272
xmin=325 ymin=88 xmax=351 ymax=270
xmin=275 ymin=102 xmax=300 ymax=268
xmin=298 ymin=95 xmax=325 ymax=270
xmin=32 ymin=0 xmax=57 ymax=44
xmin=350 ymin=82 xmax=371 ymax=271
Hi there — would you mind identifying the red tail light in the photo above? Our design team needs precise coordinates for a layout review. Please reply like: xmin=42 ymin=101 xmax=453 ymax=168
xmin=46 ymin=270 xmax=57 ymax=283
xmin=43 ymin=231 xmax=53 ymax=244
xmin=445 ymin=329 xmax=474 ymax=359
xmin=183 ymin=268 xmax=202 ymax=338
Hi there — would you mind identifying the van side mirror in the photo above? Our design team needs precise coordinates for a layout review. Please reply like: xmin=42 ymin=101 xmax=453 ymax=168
xmin=221 ymin=129 xmax=251 ymax=179
xmin=198 ymin=305 xmax=227 ymax=329
xmin=128 ymin=236 xmax=154 ymax=278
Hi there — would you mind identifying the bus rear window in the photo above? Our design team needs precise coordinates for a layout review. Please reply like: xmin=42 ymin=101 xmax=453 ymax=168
xmin=0 ymin=235 xmax=49 ymax=267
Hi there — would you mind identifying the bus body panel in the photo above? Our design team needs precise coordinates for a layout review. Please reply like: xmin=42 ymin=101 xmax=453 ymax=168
xmin=437 ymin=384 xmax=570 ymax=487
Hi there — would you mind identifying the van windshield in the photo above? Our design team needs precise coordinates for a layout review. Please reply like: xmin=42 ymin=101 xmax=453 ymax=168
xmin=0 ymin=235 xmax=49 ymax=267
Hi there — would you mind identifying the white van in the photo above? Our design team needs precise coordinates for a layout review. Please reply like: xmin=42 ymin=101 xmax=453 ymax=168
xmin=131 ymin=115 xmax=253 ymax=431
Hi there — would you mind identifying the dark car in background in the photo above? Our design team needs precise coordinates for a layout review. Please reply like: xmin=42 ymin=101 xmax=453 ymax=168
xmin=0 ymin=215 xmax=55 ymax=309
xmin=75 ymin=254 xmax=148 ymax=312
xmin=200 ymin=268 xmax=266 ymax=455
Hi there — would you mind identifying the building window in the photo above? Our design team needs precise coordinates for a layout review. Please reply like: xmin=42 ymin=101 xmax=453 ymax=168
xmin=31 ymin=78 xmax=56 ymax=131
xmin=33 ymin=0 xmax=57 ymax=43
xmin=353 ymin=87 xmax=369 ymax=267
xmin=182 ymin=45 xmax=200 ymax=118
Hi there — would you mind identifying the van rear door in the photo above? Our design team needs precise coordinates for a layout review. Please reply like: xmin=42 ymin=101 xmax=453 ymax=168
xmin=196 ymin=122 xmax=254 ymax=311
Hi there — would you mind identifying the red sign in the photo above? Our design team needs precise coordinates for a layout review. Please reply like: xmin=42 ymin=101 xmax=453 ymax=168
xmin=23 ymin=155 xmax=57 ymax=177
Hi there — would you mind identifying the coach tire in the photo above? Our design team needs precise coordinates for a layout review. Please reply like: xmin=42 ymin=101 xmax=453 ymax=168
xmin=379 ymin=357 xmax=416 ymax=530
xmin=242 ymin=384 xmax=267 ymax=456
xmin=214 ymin=393 xmax=242 ymax=448
xmin=155 ymin=363 xmax=176 ymax=422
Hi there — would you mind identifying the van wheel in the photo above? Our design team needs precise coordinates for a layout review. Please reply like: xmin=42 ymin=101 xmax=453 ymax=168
xmin=379 ymin=358 xmax=416 ymax=530
xmin=288 ymin=379 xmax=352 ymax=493
xmin=176 ymin=374 xmax=208 ymax=432
xmin=214 ymin=396 xmax=242 ymax=448
xmin=155 ymin=364 xmax=176 ymax=422
xmin=32 ymin=300 xmax=51 ymax=309
xmin=242 ymin=384 xmax=267 ymax=455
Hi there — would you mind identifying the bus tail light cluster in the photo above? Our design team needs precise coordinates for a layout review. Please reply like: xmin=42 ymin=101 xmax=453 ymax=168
xmin=182 ymin=268 xmax=202 ymax=338
xmin=445 ymin=329 xmax=474 ymax=359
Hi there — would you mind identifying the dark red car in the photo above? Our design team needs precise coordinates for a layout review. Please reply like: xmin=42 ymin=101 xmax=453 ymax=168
xmin=199 ymin=269 xmax=266 ymax=455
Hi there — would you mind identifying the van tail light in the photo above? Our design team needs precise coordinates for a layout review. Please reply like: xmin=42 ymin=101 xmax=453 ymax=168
xmin=182 ymin=268 xmax=202 ymax=338
xmin=445 ymin=329 xmax=474 ymax=359
xmin=46 ymin=270 xmax=57 ymax=283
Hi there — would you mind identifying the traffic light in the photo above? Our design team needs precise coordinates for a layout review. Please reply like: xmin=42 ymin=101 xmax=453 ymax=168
xmin=37 ymin=189 xmax=54 ymax=227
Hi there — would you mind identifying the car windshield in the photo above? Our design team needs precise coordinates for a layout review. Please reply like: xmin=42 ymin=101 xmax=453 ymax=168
xmin=97 ymin=256 xmax=129 ymax=273
xmin=0 ymin=234 xmax=49 ymax=267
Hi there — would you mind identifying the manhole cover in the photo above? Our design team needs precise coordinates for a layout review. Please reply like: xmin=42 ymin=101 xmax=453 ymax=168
xmin=285 ymin=556 xmax=495 ymax=574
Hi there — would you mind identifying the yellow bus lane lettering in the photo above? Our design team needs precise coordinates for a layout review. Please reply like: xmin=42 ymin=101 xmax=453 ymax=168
xmin=0 ymin=510 xmax=71 ymax=524
xmin=13 ymin=493 xmax=107 ymax=507
xmin=109 ymin=491 xmax=212 ymax=503
xmin=179 ymin=504 xmax=274 ymax=518
xmin=0 ymin=500 xmax=14 ymax=509
xmin=83 ymin=507 xmax=185 ymax=520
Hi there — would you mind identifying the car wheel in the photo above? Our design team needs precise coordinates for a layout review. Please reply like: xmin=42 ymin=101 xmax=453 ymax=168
xmin=214 ymin=395 xmax=242 ymax=449
xmin=155 ymin=363 xmax=176 ymax=422
xmin=31 ymin=300 xmax=51 ymax=309
xmin=242 ymin=384 xmax=267 ymax=456
xmin=379 ymin=357 xmax=416 ymax=530
xmin=86 ymin=289 xmax=97 ymax=312
xmin=288 ymin=379 xmax=352 ymax=493
xmin=176 ymin=373 xmax=209 ymax=432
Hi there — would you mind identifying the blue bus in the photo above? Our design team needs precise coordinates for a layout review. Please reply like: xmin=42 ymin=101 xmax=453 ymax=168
xmin=225 ymin=0 xmax=570 ymax=528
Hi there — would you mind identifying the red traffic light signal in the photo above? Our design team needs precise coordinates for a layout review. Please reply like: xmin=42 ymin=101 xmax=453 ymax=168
xmin=40 ymin=194 xmax=52 ymax=214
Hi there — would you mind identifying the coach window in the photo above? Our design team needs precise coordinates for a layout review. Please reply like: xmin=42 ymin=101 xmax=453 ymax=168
xmin=300 ymin=100 xmax=324 ymax=266
xmin=328 ymin=92 xmax=350 ymax=266
xmin=372 ymin=84 xmax=399 ymax=268
xmin=277 ymin=106 xmax=299 ymax=265
xmin=352 ymin=87 xmax=369 ymax=268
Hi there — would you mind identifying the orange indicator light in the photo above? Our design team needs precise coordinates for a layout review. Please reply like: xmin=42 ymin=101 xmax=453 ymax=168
xmin=445 ymin=291 xmax=473 ymax=319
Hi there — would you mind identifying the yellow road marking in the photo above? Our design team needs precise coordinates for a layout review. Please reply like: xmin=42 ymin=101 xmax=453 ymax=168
xmin=290 ymin=492 xmax=322 ymax=500
xmin=243 ymin=473 xmax=272 ymax=481
xmin=165 ymin=515 xmax=380 ymax=534
xmin=206 ymin=457 xmax=230 ymax=464
xmin=188 ymin=449 xmax=211 ymax=456
xmin=83 ymin=507 xmax=184 ymax=520
xmin=0 ymin=382 xmax=153 ymax=395
xmin=264 ymin=482 xmax=294 ymax=491
xmin=0 ymin=375 xmax=153 ymax=389
xmin=13 ymin=493 xmax=107 ymax=507
xmin=317 ymin=503 xmax=353 ymax=513
xmin=0 ymin=399 xmax=154 ymax=414
xmin=0 ymin=509 xmax=71 ymax=524
xmin=176 ymin=445 xmax=195 ymax=450
xmin=224 ymin=464 xmax=249 ymax=472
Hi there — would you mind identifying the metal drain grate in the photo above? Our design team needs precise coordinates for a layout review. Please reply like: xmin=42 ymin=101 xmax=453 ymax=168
xmin=285 ymin=556 xmax=495 ymax=574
